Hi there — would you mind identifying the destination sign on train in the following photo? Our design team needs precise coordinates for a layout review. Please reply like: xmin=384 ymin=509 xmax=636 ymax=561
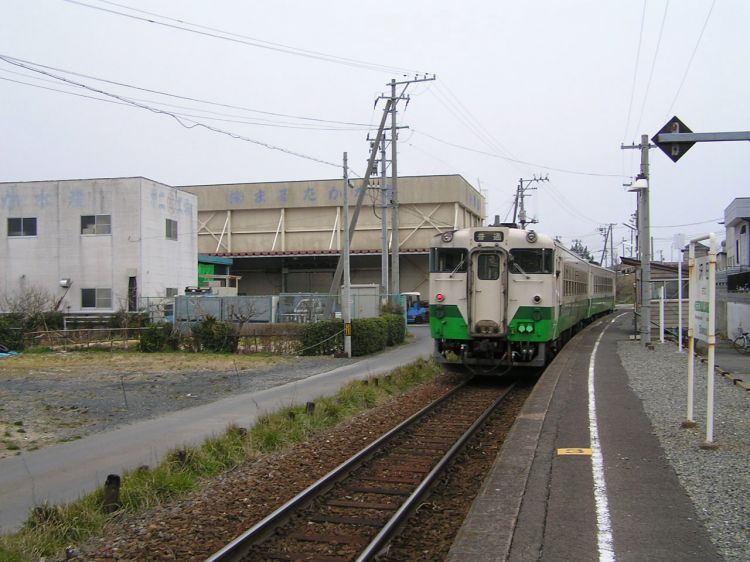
xmin=474 ymin=231 xmax=504 ymax=242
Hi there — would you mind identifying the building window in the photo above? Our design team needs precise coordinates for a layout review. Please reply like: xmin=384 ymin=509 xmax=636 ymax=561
xmin=81 ymin=288 xmax=112 ymax=309
xmin=166 ymin=219 xmax=178 ymax=241
xmin=7 ymin=217 xmax=37 ymax=237
xmin=81 ymin=215 xmax=111 ymax=235
xmin=165 ymin=287 xmax=178 ymax=297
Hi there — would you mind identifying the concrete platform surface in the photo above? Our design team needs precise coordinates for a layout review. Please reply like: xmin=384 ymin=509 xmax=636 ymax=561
xmin=448 ymin=313 xmax=728 ymax=562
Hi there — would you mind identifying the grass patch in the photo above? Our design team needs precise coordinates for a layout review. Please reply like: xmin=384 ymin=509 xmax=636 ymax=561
xmin=0 ymin=358 xmax=441 ymax=561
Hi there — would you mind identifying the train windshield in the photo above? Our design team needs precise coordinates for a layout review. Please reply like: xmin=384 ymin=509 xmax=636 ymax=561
xmin=430 ymin=248 xmax=468 ymax=273
xmin=510 ymin=248 xmax=554 ymax=274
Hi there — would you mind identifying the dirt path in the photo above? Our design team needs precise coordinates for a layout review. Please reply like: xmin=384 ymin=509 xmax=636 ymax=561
xmin=0 ymin=351 xmax=354 ymax=459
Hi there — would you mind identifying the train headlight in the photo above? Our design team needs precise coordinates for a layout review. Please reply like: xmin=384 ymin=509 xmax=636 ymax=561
xmin=436 ymin=293 xmax=445 ymax=302
xmin=533 ymin=295 xmax=542 ymax=304
xmin=526 ymin=230 xmax=538 ymax=243
xmin=441 ymin=231 xmax=453 ymax=243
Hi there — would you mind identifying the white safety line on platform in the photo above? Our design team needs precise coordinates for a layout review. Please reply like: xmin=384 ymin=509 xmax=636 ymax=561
xmin=588 ymin=314 xmax=625 ymax=562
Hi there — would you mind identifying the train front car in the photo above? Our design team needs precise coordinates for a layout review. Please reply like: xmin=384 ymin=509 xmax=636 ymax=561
xmin=429 ymin=226 xmax=557 ymax=372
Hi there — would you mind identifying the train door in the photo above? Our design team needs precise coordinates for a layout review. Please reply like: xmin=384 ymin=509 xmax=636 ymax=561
xmin=469 ymin=250 xmax=506 ymax=335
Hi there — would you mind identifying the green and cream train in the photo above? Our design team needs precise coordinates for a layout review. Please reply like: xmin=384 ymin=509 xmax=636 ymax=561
xmin=429 ymin=224 xmax=615 ymax=371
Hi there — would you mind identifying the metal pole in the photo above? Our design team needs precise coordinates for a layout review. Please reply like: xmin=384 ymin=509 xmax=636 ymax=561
xmin=390 ymin=79 xmax=400 ymax=300
xmin=659 ymin=285 xmax=665 ymax=343
xmin=342 ymin=153 xmax=352 ymax=358
xmin=678 ymin=255 xmax=683 ymax=353
xmin=704 ymin=233 xmax=717 ymax=446
xmin=639 ymin=134 xmax=652 ymax=344
xmin=685 ymin=243 xmax=696 ymax=426
xmin=380 ymin=136 xmax=389 ymax=304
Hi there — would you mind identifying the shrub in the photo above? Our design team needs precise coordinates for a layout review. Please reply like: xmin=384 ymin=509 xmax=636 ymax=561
xmin=138 ymin=323 xmax=177 ymax=353
xmin=351 ymin=317 xmax=387 ymax=356
xmin=300 ymin=320 xmax=343 ymax=356
xmin=0 ymin=315 xmax=24 ymax=351
xmin=382 ymin=313 xmax=406 ymax=346
xmin=191 ymin=316 xmax=239 ymax=353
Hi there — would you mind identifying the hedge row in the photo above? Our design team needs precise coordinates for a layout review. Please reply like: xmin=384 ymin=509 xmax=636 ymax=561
xmin=300 ymin=313 xmax=406 ymax=357
xmin=133 ymin=313 xmax=407 ymax=357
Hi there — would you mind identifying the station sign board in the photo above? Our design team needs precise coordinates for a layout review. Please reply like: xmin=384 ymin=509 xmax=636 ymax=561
xmin=694 ymin=255 xmax=711 ymax=342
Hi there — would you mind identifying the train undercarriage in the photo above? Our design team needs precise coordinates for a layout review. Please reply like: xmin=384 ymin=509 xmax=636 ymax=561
xmin=435 ymin=336 xmax=552 ymax=369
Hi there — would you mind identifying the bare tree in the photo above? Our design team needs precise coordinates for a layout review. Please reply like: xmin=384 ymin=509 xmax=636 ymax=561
xmin=0 ymin=285 xmax=57 ymax=330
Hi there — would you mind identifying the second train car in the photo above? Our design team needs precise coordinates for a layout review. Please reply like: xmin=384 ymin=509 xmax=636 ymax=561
xmin=429 ymin=224 xmax=615 ymax=371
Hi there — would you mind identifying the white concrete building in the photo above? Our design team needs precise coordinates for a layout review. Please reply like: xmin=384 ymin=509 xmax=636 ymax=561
xmin=0 ymin=178 xmax=197 ymax=314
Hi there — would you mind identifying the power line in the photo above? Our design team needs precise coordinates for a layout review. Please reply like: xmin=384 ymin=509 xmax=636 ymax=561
xmin=623 ymin=1 xmax=647 ymax=141
xmin=411 ymin=128 xmax=628 ymax=178
xmin=651 ymin=218 xmax=721 ymax=229
xmin=0 ymin=54 xmax=342 ymax=169
xmin=0 ymin=72 xmax=374 ymax=132
xmin=0 ymin=53 xmax=373 ymax=128
xmin=664 ymin=0 xmax=716 ymax=119
xmin=62 ymin=0 xmax=422 ymax=75
xmin=634 ymin=0 xmax=670 ymax=135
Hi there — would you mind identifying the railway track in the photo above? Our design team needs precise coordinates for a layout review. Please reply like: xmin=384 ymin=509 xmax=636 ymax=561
xmin=206 ymin=379 xmax=516 ymax=562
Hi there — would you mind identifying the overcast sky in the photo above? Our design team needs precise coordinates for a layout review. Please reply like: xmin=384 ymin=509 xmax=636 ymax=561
xmin=1 ymin=0 xmax=747 ymax=263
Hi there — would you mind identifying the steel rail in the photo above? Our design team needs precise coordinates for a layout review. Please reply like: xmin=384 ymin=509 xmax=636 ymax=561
xmin=356 ymin=381 xmax=516 ymax=561
xmin=204 ymin=380 xmax=472 ymax=562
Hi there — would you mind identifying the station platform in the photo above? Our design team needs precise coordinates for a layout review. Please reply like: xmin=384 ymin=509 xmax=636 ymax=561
xmin=447 ymin=312 xmax=749 ymax=562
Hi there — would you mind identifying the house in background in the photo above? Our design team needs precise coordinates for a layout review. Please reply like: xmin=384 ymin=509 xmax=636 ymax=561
xmin=0 ymin=178 xmax=197 ymax=315
xmin=723 ymin=197 xmax=750 ymax=337
xmin=623 ymin=197 xmax=750 ymax=339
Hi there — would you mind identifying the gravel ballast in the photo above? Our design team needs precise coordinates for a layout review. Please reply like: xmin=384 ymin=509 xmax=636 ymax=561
xmin=618 ymin=340 xmax=749 ymax=562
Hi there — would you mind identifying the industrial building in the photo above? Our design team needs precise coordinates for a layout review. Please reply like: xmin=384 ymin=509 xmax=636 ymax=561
xmin=0 ymin=178 xmax=198 ymax=315
xmin=180 ymin=174 xmax=485 ymax=297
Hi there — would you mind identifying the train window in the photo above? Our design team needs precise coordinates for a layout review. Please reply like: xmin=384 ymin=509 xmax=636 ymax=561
xmin=510 ymin=249 xmax=554 ymax=274
xmin=430 ymin=248 xmax=468 ymax=273
xmin=477 ymin=253 xmax=500 ymax=280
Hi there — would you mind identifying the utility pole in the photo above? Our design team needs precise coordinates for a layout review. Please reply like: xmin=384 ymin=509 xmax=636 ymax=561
xmin=367 ymin=131 xmax=390 ymax=302
xmin=599 ymin=223 xmax=615 ymax=268
xmin=512 ymin=176 xmax=548 ymax=229
xmin=380 ymin=135 xmax=389 ymax=302
xmin=622 ymin=134 xmax=653 ymax=344
xmin=342 ymin=152 xmax=352 ymax=357
xmin=325 ymin=98 xmax=393 ymax=317
xmin=382 ymin=74 xmax=435 ymax=301
xmin=390 ymin=78 xmax=401 ymax=300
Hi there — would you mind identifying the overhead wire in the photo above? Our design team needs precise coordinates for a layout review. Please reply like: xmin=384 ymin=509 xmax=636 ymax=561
xmin=634 ymin=0 xmax=670 ymax=136
xmin=411 ymin=128 xmax=628 ymax=178
xmin=437 ymin=82 xmax=518 ymax=162
xmin=0 ymin=54 xmax=342 ymax=170
xmin=0 ymin=54 xmax=374 ymax=128
xmin=0 ymin=72 xmax=374 ymax=132
xmin=62 ymin=0 xmax=423 ymax=76
xmin=651 ymin=218 xmax=722 ymax=229
xmin=622 ymin=1 xmax=647 ymax=142
xmin=663 ymin=0 xmax=716 ymax=119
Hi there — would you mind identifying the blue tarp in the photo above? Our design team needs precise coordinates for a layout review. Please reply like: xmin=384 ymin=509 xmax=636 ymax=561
xmin=0 ymin=351 xmax=20 ymax=358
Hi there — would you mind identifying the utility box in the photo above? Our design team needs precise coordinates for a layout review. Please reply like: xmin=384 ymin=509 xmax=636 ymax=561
xmin=349 ymin=284 xmax=381 ymax=319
